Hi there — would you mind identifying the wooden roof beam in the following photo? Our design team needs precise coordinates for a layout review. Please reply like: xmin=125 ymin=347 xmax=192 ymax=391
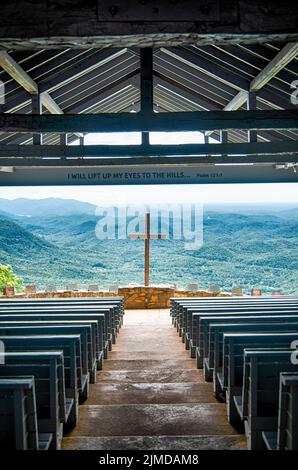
xmin=206 ymin=42 xmax=298 ymax=136
xmin=250 ymin=42 xmax=298 ymax=91
xmin=0 ymin=141 xmax=297 ymax=159
xmin=0 ymin=51 xmax=38 ymax=94
xmin=0 ymin=110 xmax=296 ymax=133
xmin=0 ymin=51 xmax=83 ymax=138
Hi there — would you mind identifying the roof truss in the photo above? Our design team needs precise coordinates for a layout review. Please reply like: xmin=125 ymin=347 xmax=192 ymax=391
xmin=0 ymin=44 xmax=297 ymax=174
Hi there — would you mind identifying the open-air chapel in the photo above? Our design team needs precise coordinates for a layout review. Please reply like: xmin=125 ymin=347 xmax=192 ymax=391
xmin=0 ymin=0 xmax=297 ymax=456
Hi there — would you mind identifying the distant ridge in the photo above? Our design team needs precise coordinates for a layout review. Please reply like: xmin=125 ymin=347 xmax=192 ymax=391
xmin=0 ymin=198 xmax=96 ymax=217
xmin=0 ymin=198 xmax=297 ymax=218
xmin=0 ymin=208 xmax=14 ymax=219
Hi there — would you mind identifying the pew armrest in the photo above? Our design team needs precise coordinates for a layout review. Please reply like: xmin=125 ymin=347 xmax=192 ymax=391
xmin=65 ymin=399 xmax=74 ymax=422
xmin=262 ymin=431 xmax=277 ymax=450
xmin=38 ymin=433 xmax=53 ymax=451
xmin=233 ymin=395 xmax=244 ymax=420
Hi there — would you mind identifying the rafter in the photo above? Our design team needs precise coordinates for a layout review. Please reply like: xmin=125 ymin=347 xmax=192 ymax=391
xmin=205 ymin=42 xmax=298 ymax=136
xmin=0 ymin=51 xmax=38 ymax=94
xmin=223 ymin=90 xmax=248 ymax=111
xmin=64 ymin=72 xmax=140 ymax=114
xmin=0 ymin=51 xmax=83 ymax=138
xmin=39 ymin=49 xmax=130 ymax=93
xmin=40 ymin=92 xmax=64 ymax=114
xmin=160 ymin=47 xmax=248 ymax=91
xmin=154 ymin=72 xmax=221 ymax=111
xmin=250 ymin=43 xmax=298 ymax=91
xmin=0 ymin=110 xmax=296 ymax=133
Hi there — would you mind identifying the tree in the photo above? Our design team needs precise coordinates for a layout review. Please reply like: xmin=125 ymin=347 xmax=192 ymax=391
xmin=0 ymin=264 xmax=23 ymax=293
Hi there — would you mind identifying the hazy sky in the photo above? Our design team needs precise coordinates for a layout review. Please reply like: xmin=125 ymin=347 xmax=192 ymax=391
xmin=0 ymin=132 xmax=297 ymax=205
xmin=1 ymin=183 xmax=297 ymax=206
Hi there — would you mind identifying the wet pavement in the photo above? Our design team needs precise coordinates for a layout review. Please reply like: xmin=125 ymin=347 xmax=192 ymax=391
xmin=63 ymin=309 xmax=246 ymax=450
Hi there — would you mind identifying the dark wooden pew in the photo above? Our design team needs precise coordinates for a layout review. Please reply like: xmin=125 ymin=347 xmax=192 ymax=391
xmin=0 ymin=301 xmax=123 ymax=342
xmin=0 ymin=351 xmax=66 ymax=449
xmin=0 ymin=297 xmax=125 ymax=451
xmin=277 ymin=372 xmax=298 ymax=450
xmin=0 ymin=297 xmax=124 ymax=317
xmin=172 ymin=296 xmax=298 ymax=327
xmin=0 ymin=377 xmax=53 ymax=450
xmin=0 ymin=335 xmax=82 ymax=425
xmin=0 ymin=306 xmax=115 ymax=355
xmin=175 ymin=302 xmax=298 ymax=345
xmin=0 ymin=313 xmax=105 ymax=364
xmin=185 ymin=301 xmax=298 ymax=342
xmin=236 ymin=350 xmax=298 ymax=449
xmin=183 ymin=301 xmax=298 ymax=347
xmin=221 ymin=333 xmax=298 ymax=425
xmin=212 ymin=325 xmax=298 ymax=398
xmin=170 ymin=296 xmax=298 ymax=330
xmin=262 ymin=371 xmax=298 ymax=450
xmin=170 ymin=296 xmax=293 ymax=319
xmin=191 ymin=308 xmax=298 ymax=363
xmin=181 ymin=301 xmax=281 ymax=345
xmin=2 ymin=296 xmax=125 ymax=332
xmin=0 ymin=324 xmax=93 ymax=388
xmin=0 ymin=296 xmax=124 ymax=303
xmin=171 ymin=295 xmax=298 ymax=311
xmin=182 ymin=303 xmax=298 ymax=348
xmin=0 ymin=320 xmax=98 ymax=382
xmin=201 ymin=315 xmax=298 ymax=381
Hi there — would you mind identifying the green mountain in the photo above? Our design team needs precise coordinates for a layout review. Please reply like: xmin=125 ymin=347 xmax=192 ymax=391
xmin=0 ymin=215 xmax=105 ymax=285
xmin=0 ymin=200 xmax=297 ymax=293
xmin=0 ymin=198 xmax=96 ymax=217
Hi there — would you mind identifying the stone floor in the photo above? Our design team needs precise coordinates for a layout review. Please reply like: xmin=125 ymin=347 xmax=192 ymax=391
xmin=62 ymin=309 xmax=246 ymax=450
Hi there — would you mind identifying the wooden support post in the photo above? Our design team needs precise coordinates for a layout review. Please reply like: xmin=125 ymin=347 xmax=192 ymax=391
xmin=140 ymin=48 xmax=153 ymax=147
xmin=248 ymin=92 xmax=257 ymax=142
xmin=142 ymin=132 xmax=150 ymax=146
xmin=204 ymin=131 xmax=211 ymax=158
xmin=60 ymin=133 xmax=67 ymax=145
xmin=31 ymin=94 xmax=42 ymax=145
xmin=140 ymin=48 xmax=153 ymax=113
xmin=79 ymin=135 xmax=84 ymax=159
xmin=60 ymin=132 xmax=67 ymax=160
xmin=221 ymin=130 xmax=228 ymax=160
xmin=221 ymin=131 xmax=228 ymax=144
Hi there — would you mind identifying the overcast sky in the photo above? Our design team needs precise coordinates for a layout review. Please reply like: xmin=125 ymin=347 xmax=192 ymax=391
xmin=1 ymin=183 xmax=297 ymax=206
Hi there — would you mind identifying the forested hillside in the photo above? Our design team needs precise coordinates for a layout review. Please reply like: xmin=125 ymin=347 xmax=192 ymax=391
xmin=0 ymin=199 xmax=297 ymax=293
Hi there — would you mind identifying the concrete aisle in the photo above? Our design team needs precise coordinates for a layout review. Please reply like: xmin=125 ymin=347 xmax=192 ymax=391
xmin=63 ymin=309 xmax=246 ymax=450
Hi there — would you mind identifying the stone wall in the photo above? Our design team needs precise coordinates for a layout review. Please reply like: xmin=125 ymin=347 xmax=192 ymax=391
xmin=118 ymin=287 xmax=173 ymax=309
xmin=120 ymin=287 xmax=230 ymax=309
xmin=1 ymin=291 xmax=119 ymax=300
xmin=0 ymin=287 xmax=230 ymax=309
xmin=173 ymin=290 xmax=230 ymax=299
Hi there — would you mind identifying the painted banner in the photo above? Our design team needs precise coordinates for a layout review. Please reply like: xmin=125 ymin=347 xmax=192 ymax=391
xmin=0 ymin=164 xmax=297 ymax=186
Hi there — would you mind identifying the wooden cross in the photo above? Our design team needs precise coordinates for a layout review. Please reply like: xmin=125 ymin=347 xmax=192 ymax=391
xmin=128 ymin=212 xmax=167 ymax=287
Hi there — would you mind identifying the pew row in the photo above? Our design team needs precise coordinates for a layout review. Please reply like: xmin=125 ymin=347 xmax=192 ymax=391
xmin=263 ymin=372 xmax=298 ymax=450
xmin=238 ymin=350 xmax=298 ymax=450
xmin=170 ymin=297 xmax=298 ymax=451
xmin=0 ymin=377 xmax=53 ymax=450
xmin=0 ymin=297 xmax=125 ymax=450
